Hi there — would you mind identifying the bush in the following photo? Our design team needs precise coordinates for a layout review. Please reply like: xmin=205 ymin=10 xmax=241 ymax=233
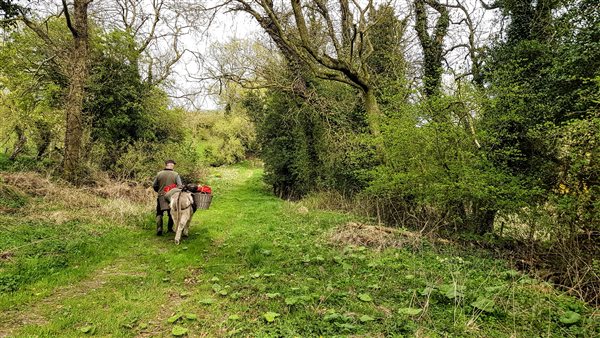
xmin=108 ymin=140 xmax=204 ymax=183
xmin=204 ymin=112 xmax=256 ymax=166
xmin=244 ymin=78 xmax=372 ymax=199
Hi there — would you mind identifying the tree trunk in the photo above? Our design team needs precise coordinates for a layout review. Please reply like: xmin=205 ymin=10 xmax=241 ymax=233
xmin=414 ymin=0 xmax=449 ymax=98
xmin=62 ymin=0 xmax=90 ymax=183
xmin=476 ymin=209 xmax=497 ymax=235
xmin=35 ymin=121 xmax=52 ymax=159
xmin=364 ymin=88 xmax=386 ymax=162
xmin=9 ymin=125 xmax=27 ymax=160
xmin=364 ymin=88 xmax=382 ymax=138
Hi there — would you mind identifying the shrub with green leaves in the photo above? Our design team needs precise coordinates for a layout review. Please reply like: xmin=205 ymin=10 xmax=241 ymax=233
xmin=203 ymin=111 xmax=256 ymax=166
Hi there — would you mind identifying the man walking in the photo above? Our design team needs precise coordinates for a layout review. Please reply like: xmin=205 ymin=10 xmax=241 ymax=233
xmin=152 ymin=159 xmax=182 ymax=235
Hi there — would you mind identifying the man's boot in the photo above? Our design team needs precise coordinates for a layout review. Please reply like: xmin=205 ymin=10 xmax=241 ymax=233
xmin=156 ymin=215 xmax=163 ymax=235
xmin=167 ymin=214 xmax=174 ymax=233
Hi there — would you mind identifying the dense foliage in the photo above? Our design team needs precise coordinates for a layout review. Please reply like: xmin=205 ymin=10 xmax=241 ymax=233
xmin=0 ymin=20 xmax=204 ymax=181
xmin=239 ymin=1 xmax=599 ymax=303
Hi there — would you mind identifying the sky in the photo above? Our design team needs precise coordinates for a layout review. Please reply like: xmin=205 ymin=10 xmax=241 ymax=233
xmin=8 ymin=0 xmax=499 ymax=111
xmin=171 ymin=0 xmax=500 ymax=110
xmin=174 ymin=7 xmax=262 ymax=110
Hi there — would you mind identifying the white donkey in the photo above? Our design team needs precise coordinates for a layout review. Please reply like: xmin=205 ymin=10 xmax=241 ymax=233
xmin=169 ymin=190 xmax=195 ymax=245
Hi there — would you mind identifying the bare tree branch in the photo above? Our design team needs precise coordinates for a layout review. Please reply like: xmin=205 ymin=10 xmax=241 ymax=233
xmin=479 ymin=0 xmax=500 ymax=10
xmin=61 ymin=0 xmax=78 ymax=37
xmin=137 ymin=0 xmax=162 ymax=53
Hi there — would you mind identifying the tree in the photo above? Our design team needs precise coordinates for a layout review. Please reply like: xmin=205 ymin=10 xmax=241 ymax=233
xmin=232 ymin=0 xmax=389 ymax=143
xmin=61 ymin=0 xmax=92 ymax=182
xmin=443 ymin=0 xmax=488 ymax=88
xmin=414 ymin=0 xmax=449 ymax=97
xmin=0 ymin=0 xmax=25 ymax=25
xmin=367 ymin=4 xmax=410 ymax=110
xmin=2 ymin=0 xmax=93 ymax=182
xmin=210 ymin=38 xmax=372 ymax=199
xmin=0 ymin=21 xmax=65 ymax=162
xmin=92 ymin=0 xmax=197 ymax=87
xmin=482 ymin=0 xmax=599 ymax=235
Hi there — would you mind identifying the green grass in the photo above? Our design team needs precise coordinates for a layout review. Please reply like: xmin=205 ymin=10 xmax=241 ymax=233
xmin=0 ymin=165 xmax=598 ymax=337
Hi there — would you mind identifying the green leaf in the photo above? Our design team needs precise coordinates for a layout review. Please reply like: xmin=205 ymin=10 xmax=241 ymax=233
xmin=484 ymin=285 xmax=504 ymax=293
xmin=367 ymin=261 xmax=381 ymax=268
xmin=358 ymin=293 xmax=373 ymax=302
xmin=302 ymin=295 xmax=314 ymax=302
xmin=184 ymin=313 xmax=197 ymax=320
xmin=211 ymin=284 xmax=222 ymax=292
xmin=324 ymin=312 xmax=340 ymax=321
xmin=218 ymin=289 xmax=228 ymax=296
xmin=439 ymin=284 xmax=465 ymax=300
xmin=559 ymin=311 xmax=581 ymax=325
xmin=210 ymin=277 xmax=220 ymax=282
xmin=335 ymin=291 xmax=349 ymax=298
xmin=504 ymin=270 xmax=520 ymax=279
xmin=471 ymin=297 xmax=495 ymax=312
xmin=227 ymin=328 xmax=242 ymax=336
xmin=359 ymin=315 xmax=375 ymax=322
xmin=79 ymin=325 xmax=96 ymax=334
xmin=199 ymin=298 xmax=214 ymax=305
xmin=171 ymin=325 xmax=188 ymax=336
xmin=398 ymin=308 xmax=422 ymax=316
xmin=228 ymin=314 xmax=240 ymax=321
xmin=335 ymin=323 xmax=358 ymax=331
xmin=519 ymin=276 xmax=537 ymax=285
xmin=266 ymin=292 xmax=280 ymax=298
xmin=445 ymin=288 xmax=464 ymax=300
xmin=179 ymin=292 xmax=191 ymax=297
xmin=167 ymin=313 xmax=183 ymax=324
xmin=263 ymin=312 xmax=280 ymax=323
xmin=285 ymin=297 xmax=298 ymax=305
xmin=420 ymin=287 xmax=434 ymax=296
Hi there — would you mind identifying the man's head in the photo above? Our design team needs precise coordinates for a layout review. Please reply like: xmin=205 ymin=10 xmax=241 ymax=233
xmin=165 ymin=159 xmax=176 ymax=170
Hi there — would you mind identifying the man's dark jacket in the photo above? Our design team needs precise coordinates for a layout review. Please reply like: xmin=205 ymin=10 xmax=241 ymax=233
xmin=153 ymin=169 xmax=182 ymax=196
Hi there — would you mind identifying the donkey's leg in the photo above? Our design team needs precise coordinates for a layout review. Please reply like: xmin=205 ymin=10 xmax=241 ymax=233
xmin=174 ymin=213 xmax=183 ymax=245
xmin=174 ymin=224 xmax=182 ymax=244
xmin=183 ymin=212 xmax=191 ymax=237
xmin=175 ymin=212 xmax=190 ymax=244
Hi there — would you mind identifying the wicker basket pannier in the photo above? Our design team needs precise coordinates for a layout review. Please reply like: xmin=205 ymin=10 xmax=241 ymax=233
xmin=193 ymin=193 xmax=212 ymax=210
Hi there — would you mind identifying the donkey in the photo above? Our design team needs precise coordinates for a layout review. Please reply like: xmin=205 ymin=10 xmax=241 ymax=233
xmin=169 ymin=190 xmax=195 ymax=245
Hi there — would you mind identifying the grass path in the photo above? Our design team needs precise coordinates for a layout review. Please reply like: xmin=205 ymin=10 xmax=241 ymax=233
xmin=0 ymin=165 xmax=598 ymax=337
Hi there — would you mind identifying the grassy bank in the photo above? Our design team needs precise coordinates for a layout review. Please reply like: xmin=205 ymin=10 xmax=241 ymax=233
xmin=0 ymin=165 xmax=598 ymax=337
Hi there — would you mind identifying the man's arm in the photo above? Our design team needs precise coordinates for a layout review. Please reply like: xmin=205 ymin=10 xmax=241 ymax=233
xmin=152 ymin=176 xmax=160 ymax=192
xmin=176 ymin=175 xmax=182 ymax=187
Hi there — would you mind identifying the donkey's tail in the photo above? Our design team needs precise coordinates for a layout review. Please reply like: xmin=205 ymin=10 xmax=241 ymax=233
xmin=176 ymin=192 xmax=183 ymax=229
